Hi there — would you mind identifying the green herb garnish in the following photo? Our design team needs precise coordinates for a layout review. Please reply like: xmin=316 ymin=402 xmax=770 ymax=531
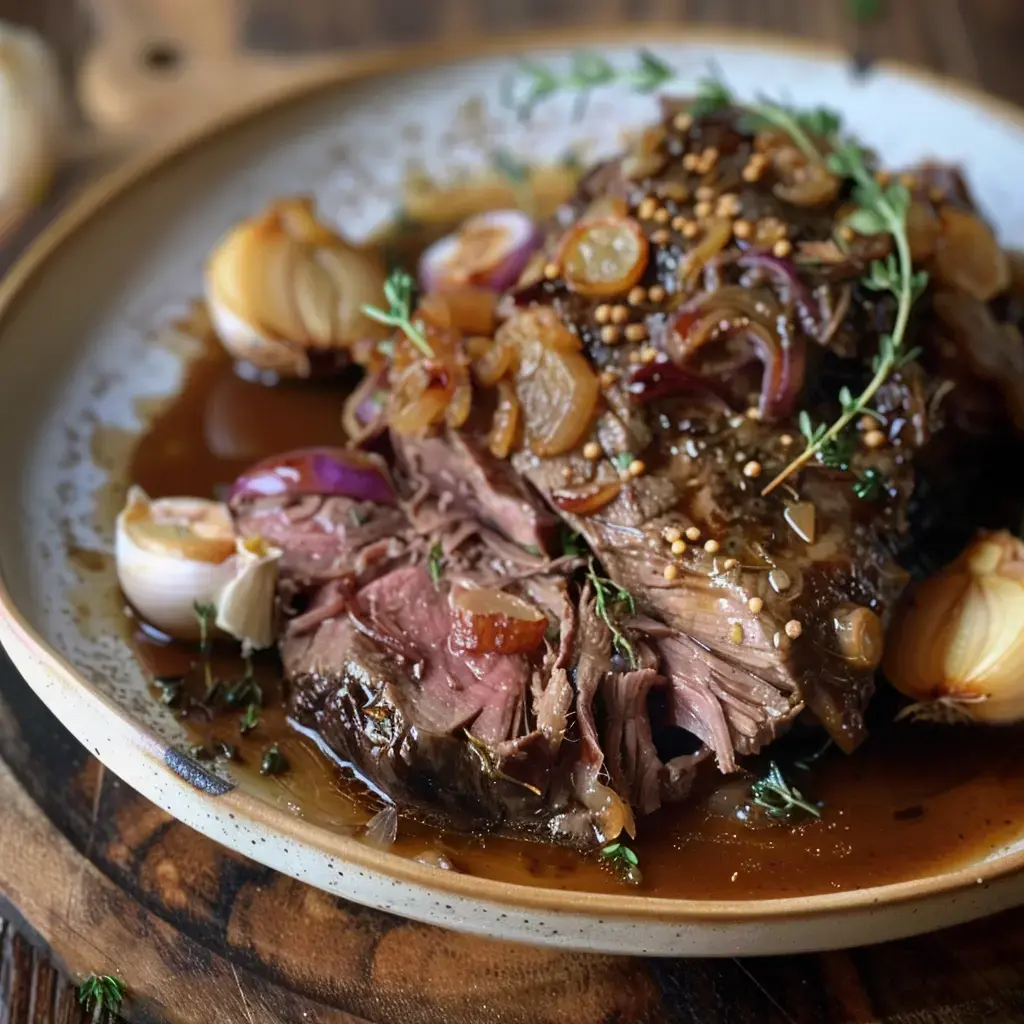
xmin=240 ymin=703 xmax=260 ymax=735
xmin=560 ymin=525 xmax=586 ymax=558
xmin=427 ymin=541 xmax=445 ymax=588
xmin=259 ymin=743 xmax=289 ymax=776
xmin=510 ymin=49 xmax=674 ymax=122
xmin=193 ymin=601 xmax=215 ymax=655
xmin=852 ymin=466 xmax=887 ymax=501
xmin=611 ymin=451 xmax=636 ymax=473
xmin=77 ymin=974 xmax=126 ymax=1019
xmin=223 ymin=674 xmax=262 ymax=709
xmin=600 ymin=842 xmax=643 ymax=885
xmin=361 ymin=268 xmax=434 ymax=359
xmin=763 ymin=142 xmax=928 ymax=496
xmin=750 ymin=761 xmax=822 ymax=821
xmin=586 ymin=558 xmax=637 ymax=668
xmin=848 ymin=0 xmax=884 ymax=21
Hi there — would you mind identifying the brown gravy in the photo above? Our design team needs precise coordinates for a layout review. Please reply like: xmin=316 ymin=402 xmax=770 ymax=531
xmin=125 ymin=333 xmax=1024 ymax=901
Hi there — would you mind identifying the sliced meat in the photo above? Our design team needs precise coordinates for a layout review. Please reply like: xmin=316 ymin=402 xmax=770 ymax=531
xmin=286 ymin=564 xmax=598 ymax=840
xmin=393 ymin=428 xmax=559 ymax=552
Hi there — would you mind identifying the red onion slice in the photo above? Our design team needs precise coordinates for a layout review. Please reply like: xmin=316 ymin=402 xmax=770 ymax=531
xmin=419 ymin=210 xmax=541 ymax=293
xmin=230 ymin=447 xmax=396 ymax=505
xmin=738 ymin=252 xmax=821 ymax=338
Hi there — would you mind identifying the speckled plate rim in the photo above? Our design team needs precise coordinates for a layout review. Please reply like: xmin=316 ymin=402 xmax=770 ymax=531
xmin=2 ymin=24 xmax=1024 ymax=953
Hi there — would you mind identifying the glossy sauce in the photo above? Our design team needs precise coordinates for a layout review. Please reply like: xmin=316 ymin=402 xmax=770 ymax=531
xmin=125 ymin=329 xmax=1024 ymax=900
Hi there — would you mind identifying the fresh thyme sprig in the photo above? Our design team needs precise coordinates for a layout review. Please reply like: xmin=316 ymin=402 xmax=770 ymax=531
xmin=600 ymin=841 xmax=643 ymax=885
xmin=193 ymin=601 xmax=218 ymax=701
xmin=762 ymin=142 xmax=928 ymax=496
xmin=586 ymin=558 xmax=637 ymax=668
xmin=750 ymin=761 xmax=822 ymax=821
xmin=361 ymin=268 xmax=434 ymax=359
xmin=509 ymin=49 xmax=674 ymax=122
xmin=77 ymin=974 xmax=126 ymax=1020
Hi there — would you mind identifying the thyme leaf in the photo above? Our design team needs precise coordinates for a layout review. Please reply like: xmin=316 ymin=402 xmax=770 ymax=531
xmin=240 ymin=703 xmax=260 ymax=735
xmin=260 ymin=743 xmax=289 ymax=776
xmin=77 ymin=974 xmax=126 ymax=1017
xmin=560 ymin=525 xmax=586 ymax=558
xmin=750 ymin=761 xmax=822 ymax=821
xmin=427 ymin=541 xmax=445 ymax=588
xmin=586 ymin=558 xmax=637 ymax=668
xmin=464 ymin=729 xmax=543 ymax=796
xmin=600 ymin=841 xmax=643 ymax=885
xmin=852 ymin=466 xmax=887 ymax=501
xmin=361 ymin=268 xmax=434 ymax=359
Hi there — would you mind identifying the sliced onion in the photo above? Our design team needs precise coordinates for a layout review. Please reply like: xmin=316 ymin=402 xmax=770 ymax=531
xmin=627 ymin=358 xmax=728 ymax=406
xmin=419 ymin=210 xmax=541 ymax=293
xmin=670 ymin=293 xmax=806 ymax=420
xmin=230 ymin=447 xmax=396 ymax=505
xmin=773 ymin=158 xmax=841 ymax=207
xmin=489 ymin=379 xmax=520 ymax=459
xmin=472 ymin=338 xmax=515 ymax=387
xmin=342 ymin=367 xmax=389 ymax=446
xmin=450 ymin=586 xmax=547 ymax=654
xmin=934 ymin=208 xmax=1009 ymax=301
xmin=906 ymin=200 xmax=941 ymax=262
xmin=738 ymin=253 xmax=819 ymax=335
xmin=390 ymin=385 xmax=449 ymax=436
xmin=551 ymin=480 xmax=622 ymax=515
xmin=446 ymin=377 xmax=473 ymax=429
xmin=558 ymin=216 xmax=649 ymax=297
xmin=678 ymin=217 xmax=732 ymax=287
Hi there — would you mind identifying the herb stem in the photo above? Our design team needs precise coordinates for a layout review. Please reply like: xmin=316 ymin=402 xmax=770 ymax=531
xmin=749 ymin=103 xmax=822 ymax=164
xmin=362 ymin=268 xmax=435 ymax=359
xmin=762 ymin=155 xmax=918 ymax=497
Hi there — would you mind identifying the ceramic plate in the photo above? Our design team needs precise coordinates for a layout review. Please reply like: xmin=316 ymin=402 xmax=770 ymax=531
xmin=3 ymin=28 xmax=1024 ymax=956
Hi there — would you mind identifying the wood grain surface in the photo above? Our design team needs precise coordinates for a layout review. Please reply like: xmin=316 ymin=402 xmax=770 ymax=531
xmin=1 ymin=1 xmax=1024 ymax=1022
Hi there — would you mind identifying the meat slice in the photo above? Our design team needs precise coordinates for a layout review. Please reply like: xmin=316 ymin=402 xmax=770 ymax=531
xmin=513 ymin=392 xmax=904 ymax=755
xmin=285 ymin=563 xmax=603 ymax=839
xmin=393 ymin=429 xmax=559 ymax=553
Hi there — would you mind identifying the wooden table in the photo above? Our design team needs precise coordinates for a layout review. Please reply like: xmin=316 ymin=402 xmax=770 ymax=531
xmin=3 ymin=1 xmax=1024 ymax=1021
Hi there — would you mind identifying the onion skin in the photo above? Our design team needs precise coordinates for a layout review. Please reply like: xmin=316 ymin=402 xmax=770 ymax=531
xmin=205 ymin=197 xmax=388 ymax=378
xmin=116 ymin=487 xmax=281 ymax=646
xmin=884 ymin=531 xmax=1024 ymax=724
xmin=230 ymin=447 xmax=396 ymax=505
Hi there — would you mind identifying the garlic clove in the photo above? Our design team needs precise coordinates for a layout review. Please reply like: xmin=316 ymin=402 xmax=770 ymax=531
xmin=215 ymin=536 xmax=282 ymax=650
xmin=116 ymin=487 xmax=238 ymax=640
xmin=115 ymin=488 xmax=282 ymax=649
xmin=204 ymin=196 xmax=388 ymax=377
xmin=885 ymin=530 xmax=1024 ymax=724
xmin=0 ymin=23 xmax=64 ymax=242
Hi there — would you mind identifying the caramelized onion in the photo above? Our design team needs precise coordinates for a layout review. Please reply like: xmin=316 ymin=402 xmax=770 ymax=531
xmin=934 ymin=207 xmax=1009 ymax=301
xmin=906 ymin=200 xmax=941 ymax=262
xmin=551 ymin=479 xmax=622 ymax=515
xmin=773 ymin=160 xmax=841 ymax=207
xmin=418 ymin=286 xmax=498 ymax=336
xmin=498 ymin=309 xmax=599 ymax=456
xmin=737 ymin=253 xmax=818 ymax=334
xmin=489 ymin=379 xmax=520 ymax=458
xmin=678 ymin=217 xmax=732 ymax=286
xmin=559 ymin=216 xmax=649 ymax=297
xmin=342 ymin=367 xmax=388 ymax=446
xmin=472 ymin=338 xmax=515 ymax=387
xmin=670 ymin=288 xmax=805 ymax=420
xmin=446 ymin=377 xmax=473 ymax=429
xmin=419 ymin=210 xmax=541 ymax=293
xmin=450 ymin=586 xmax=548 ymax=654
xmin=390 ymin=385 xmax=449 ymax=436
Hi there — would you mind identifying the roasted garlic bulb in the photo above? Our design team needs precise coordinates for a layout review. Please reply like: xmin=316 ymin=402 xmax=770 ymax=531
xmin=885 ymin=531 xmax=1024 ymax=724
xmin=205 ymin=197 xmax=388 ymax=377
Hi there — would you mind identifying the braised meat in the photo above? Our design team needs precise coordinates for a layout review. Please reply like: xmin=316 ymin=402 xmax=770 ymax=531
xmin=236 ymin=95 xmax=1024 ymax=849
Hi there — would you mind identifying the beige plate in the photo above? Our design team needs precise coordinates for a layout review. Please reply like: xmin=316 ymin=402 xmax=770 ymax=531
xmin=3 ymin=28 xmax=1024 ymax=956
